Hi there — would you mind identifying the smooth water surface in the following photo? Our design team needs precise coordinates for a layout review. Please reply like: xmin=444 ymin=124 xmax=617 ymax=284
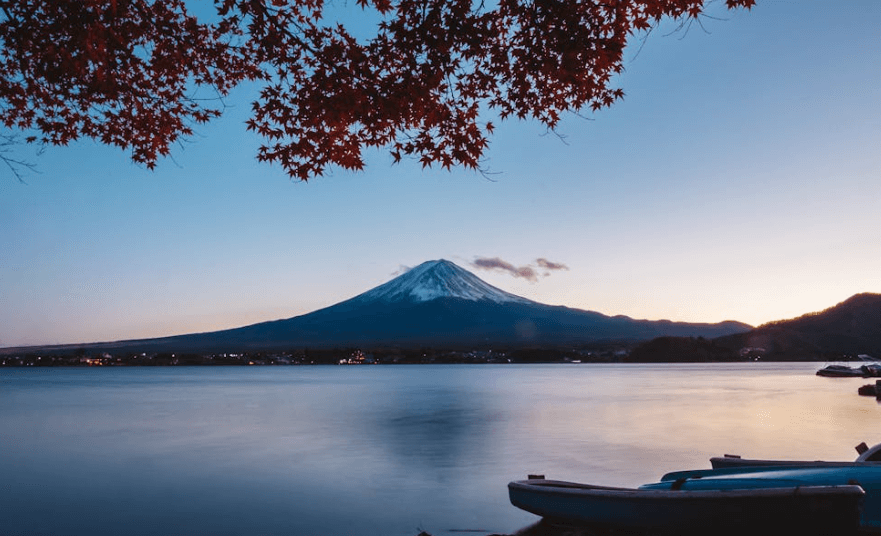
xmin=2 ymin=363 xmax=879 ymax=535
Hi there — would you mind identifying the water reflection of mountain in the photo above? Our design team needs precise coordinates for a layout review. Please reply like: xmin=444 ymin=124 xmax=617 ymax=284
xmin=363 ymin=385 xmax=503 ymax=480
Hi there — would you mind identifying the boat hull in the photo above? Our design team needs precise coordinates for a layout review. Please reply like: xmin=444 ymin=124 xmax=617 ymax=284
xmin=657 ymin=465 xmax=881 ymax=530
xmin=508 ymin=478 xmax=864 ymax=534
xmin=816 ymin=364 xmax=881 ymax=377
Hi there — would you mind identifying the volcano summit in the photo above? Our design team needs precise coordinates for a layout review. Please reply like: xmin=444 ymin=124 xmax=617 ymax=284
xmin=350 ymin=259 xmax=533 ymax=305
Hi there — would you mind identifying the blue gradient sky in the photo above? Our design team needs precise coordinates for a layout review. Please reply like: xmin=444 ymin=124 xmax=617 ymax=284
xmin=2 ymin=1 xmax=880 ymax=348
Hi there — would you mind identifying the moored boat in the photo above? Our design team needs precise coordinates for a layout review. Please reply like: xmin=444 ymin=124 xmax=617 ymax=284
xmin=652 ymin=464 xmax=881 ymax=531
xmin=711 ymin=442 xmax=881 ymax=469
xmin=508 ymin=475 xmax=864 ymax=534
xmin=817 ymin=364 xmax=881 ymax=377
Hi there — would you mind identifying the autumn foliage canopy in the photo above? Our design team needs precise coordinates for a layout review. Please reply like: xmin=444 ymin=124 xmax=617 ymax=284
xmin=0 ymin=0 xmax=754 ymax=180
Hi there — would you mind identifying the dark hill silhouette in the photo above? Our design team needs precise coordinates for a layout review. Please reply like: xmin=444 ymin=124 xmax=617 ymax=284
xmin=711 ymin=293 xmax=881 ymax=360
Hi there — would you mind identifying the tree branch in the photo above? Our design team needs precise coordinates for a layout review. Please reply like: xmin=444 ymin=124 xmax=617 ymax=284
xmin=1 ymin=133 xmax=37 ymax=183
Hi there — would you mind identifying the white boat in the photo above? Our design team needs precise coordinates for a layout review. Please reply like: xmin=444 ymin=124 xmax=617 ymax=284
xmin=817 ymin=364 xmax=881 ymax=377
xmin=508 ymin=475 xmax=864 ymax=534
xmin=711 ymin=442 xmax=881 ymax=469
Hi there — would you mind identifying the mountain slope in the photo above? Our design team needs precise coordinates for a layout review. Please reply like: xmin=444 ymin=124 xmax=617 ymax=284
xmin=78 ymin=259 xmax=748 ymax=352
xmin=4 ymin=259 xmax=752 ymax=354
xmin=715 ymin=293 xmax=881 ymax=359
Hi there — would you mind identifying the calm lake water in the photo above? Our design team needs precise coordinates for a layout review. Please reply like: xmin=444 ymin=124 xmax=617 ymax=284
xmin=2 ymin=363 xmax=879 ymax=536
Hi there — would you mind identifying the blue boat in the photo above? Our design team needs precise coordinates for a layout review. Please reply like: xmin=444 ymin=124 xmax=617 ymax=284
xmin=711 ymin=442 xmax=881 ymax=469
xmin=509 ymin=474 xmax=864 ymax=534
xmin=510 ymin=443 xmax=881 ymax=532
xmin=649 ymin=464 xmax=881 ymax=531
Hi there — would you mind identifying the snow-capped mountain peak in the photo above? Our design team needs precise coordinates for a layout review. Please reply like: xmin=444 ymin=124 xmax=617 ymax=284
xmin=351 ymin=259 xmax=534 ymax=305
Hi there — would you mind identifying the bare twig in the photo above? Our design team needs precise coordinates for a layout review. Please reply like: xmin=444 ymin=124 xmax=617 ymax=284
xmin=1 ymin=134 xmax=37 ymax=183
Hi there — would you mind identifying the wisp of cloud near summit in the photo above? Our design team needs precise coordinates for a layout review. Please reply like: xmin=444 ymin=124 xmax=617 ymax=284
xmin=536 ymin=258 xmax=569 ymax=272
xmin=470 ymin=257 xmax=569 ymax=282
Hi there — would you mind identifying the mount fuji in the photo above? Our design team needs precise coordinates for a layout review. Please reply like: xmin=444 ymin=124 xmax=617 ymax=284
xmin=75 ymin=259 xmax=750 ymax=353
xmin=347 ymin=259 xmax=535 ymax=305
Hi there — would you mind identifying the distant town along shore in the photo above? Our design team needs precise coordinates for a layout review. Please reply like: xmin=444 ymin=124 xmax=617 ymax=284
xmin=0 ymin=346 xmax=618 ymax=367
xmin=0 ymin=338 xmax=864 ymax=367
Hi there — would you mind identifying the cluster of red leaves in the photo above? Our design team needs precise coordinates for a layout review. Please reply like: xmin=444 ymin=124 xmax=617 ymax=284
xmin=0 ymin=0 xmax=754 ymax=179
